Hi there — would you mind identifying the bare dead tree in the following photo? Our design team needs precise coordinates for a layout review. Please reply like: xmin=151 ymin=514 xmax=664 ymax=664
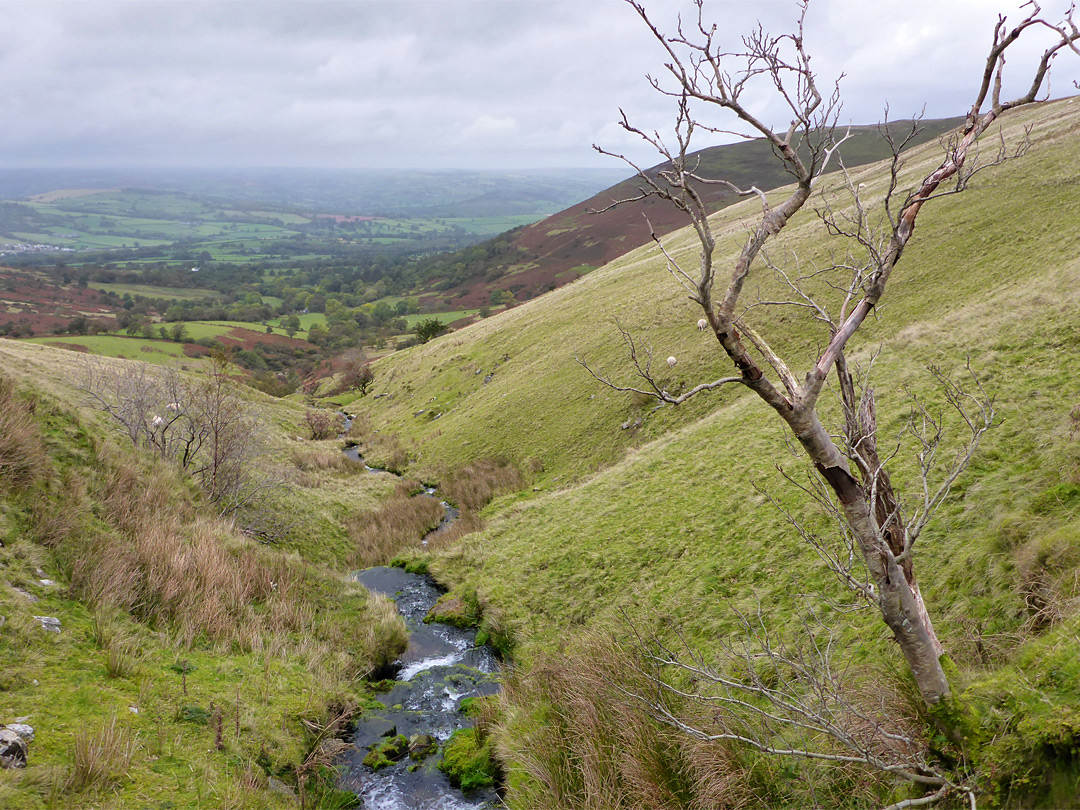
xmin=583 ymin=0 xmax=1078 ymax=713
xmin=79 ymin=354 xmax=280 ymax=520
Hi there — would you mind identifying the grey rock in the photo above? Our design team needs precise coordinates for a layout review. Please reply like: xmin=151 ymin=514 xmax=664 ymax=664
xmin=267 ymin=777 xmax=295 ymax=797
xmin=33 ymin=616 xmax=61 ymax=633
xmin=11 ymin=586 xmax=38 ymax=603
xmin=408 ymin=733 xmax=436 ymax=762
xmin=4 ymin=724 xmax=34 ymax=743
xmin=0 ymin=728 xmax=27 ymax=769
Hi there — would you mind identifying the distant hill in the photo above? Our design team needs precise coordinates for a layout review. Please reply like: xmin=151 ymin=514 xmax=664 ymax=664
xmin=411 ymin=116 xmax=964 ymax=309
xmin=0 ymin=167 xmax=628 ymax=219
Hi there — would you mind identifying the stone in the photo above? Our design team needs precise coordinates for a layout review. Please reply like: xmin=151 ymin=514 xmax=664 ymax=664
xmin=33 ymin=616 xmax=61 ymax=633
xmin=408 ymin=733 xmax=436 ymax=762
xmin=5 ymin=724 xmax=34 ymax=743
xmin=12 ymin=586 xmax=38 ymax=603
xmin=0 ymin=728 xmax=27 ymax=769
xmin=267 ymin=777 xmax=295 ymax=797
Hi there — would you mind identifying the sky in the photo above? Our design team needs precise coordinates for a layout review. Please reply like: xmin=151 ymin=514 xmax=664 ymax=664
xmin=2 ymin=0 xmax=1077 ymax=170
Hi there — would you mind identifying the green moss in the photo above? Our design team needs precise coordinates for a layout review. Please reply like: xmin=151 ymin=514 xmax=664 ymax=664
xmin=438 ymin=728 xmax=497 ymax=793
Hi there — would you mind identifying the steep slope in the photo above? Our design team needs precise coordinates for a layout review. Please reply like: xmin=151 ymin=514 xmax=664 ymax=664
xmin=347 ymin=97 xmax=1080 ymax=807
xmin=414 ymin=116 xmax=963 ymax=308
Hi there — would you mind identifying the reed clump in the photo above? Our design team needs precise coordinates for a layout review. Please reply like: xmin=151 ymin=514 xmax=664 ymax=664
xmin=0 ymin=375 xmax=46 ymax=492
xmin=346 ymin=479 xmax=444 ymax=567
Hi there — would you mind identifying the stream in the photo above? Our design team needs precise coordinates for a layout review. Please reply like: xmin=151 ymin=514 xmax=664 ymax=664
xmin=337 ymin=419 xmax=502 ymax=809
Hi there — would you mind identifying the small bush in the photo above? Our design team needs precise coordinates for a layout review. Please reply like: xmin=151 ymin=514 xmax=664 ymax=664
xmin=305 ymin=409 xmax=345 ymax=440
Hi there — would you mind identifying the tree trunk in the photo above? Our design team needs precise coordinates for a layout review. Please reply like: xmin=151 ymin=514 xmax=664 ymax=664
xmin=790 ymin=408 xmax=951 ymax=706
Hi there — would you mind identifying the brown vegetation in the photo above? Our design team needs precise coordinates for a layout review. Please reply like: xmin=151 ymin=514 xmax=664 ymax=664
xmin=0 ymin=375 xmax=46 ymax=491
xmin=305 ymin=408 xmax=345 ymax=440
xmin=346 ymin=479 xmax=445 ymax=568
xmin=497 ymin=631 xmax=759 ymax=810
xmin=440 ymin=457 xmax=526 ymax=513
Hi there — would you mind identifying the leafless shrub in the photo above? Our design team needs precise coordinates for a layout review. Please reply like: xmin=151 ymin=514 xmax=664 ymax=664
xmin=79 ymin=355 xmax=279 ymax=517
xmin=305 ymin=409 xmax=345 ymax=440
xmin=0 ymin=375 xmax=46 ymax=492
xmin=66 ymin=715 xmax=136 ymax=793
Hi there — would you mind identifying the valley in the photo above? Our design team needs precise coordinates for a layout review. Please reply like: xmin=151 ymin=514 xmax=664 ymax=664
xmin=2 ymin=96 xmax=1080 ymax=810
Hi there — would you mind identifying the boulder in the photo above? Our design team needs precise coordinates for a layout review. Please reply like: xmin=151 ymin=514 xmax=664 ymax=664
xmin=0 ymin=728 xmax=27 ymax=769
xmin=5 ymin=723 xmax=34 ymax=743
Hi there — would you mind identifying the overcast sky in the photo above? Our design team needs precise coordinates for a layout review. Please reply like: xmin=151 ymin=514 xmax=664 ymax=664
xmin=2 ymin=0 xmax=1077 ymax=170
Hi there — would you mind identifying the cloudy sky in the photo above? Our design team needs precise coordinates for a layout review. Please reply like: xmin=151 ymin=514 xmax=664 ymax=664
xmin=2 ymin=0 xmax=1077 ymax=170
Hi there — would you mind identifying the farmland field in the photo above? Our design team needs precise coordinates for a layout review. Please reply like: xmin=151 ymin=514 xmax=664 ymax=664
xmin=26 ymin=334 xmax=192 ymax=364
xmin=91 ymin=282 xmax=222 ymax=300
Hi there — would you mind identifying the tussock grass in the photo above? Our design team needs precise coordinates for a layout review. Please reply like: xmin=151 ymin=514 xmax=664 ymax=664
xmin=290 ymin=443 xmax=352 ymax=473
xmin=497 ymin=631 xmax=761 ymax=810
xmin=0 ymin=375 xmax=46 ymax=491
xmin=347 ymin=479 xmax=445 ymax=567
xmin=440 ymin=457 xmax=526 ymax=513
xmin=66 ymin=715 xmax=137 ymax=793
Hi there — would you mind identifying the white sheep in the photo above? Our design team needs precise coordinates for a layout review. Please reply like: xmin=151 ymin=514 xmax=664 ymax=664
xmin=697 ymin=318 xmax=708 ymax=331
xmin=667 ymin=356 xmax=677 ymax=368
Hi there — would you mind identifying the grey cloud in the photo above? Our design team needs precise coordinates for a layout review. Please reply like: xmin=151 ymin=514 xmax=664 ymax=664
xmin=0 ymin=0 xmax=1076 ymax=169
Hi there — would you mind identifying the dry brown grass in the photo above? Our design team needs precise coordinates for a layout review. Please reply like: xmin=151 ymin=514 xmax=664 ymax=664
xmin=290 ymin=444 xmax=352 ymax=474
xmin=346 ymin=479 xmax=445 ymax=567
xmin=0 ymin=375 xmax=46 ymax=492
xmin=440 ymin=457 xmax=525 ymax=513
xmin=497 ymin=630 xmax=757 ymax=810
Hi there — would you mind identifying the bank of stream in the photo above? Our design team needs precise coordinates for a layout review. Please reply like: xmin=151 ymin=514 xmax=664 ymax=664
xmin=337 ymin=429 xmax=501 ymax=809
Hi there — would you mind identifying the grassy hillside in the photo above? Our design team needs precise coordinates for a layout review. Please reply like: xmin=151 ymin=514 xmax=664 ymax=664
xmin=341 ymin=97 xmax=1080 ymax=807
xmin=0 ymin=341 xmax=417 ymax=808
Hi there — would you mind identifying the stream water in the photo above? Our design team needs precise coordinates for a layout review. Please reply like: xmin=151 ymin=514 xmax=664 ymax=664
xmin=339 ymin=567 xmax=501 ymax=809
xmin=336 ymin=421 xmax=501 ymax=808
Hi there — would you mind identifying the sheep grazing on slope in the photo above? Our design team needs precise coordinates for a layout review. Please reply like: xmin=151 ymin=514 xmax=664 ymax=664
xmin=697 ymin=318 xmax=708 ymax=331
xmin=667 ymin=356 xmax=677 ymax=368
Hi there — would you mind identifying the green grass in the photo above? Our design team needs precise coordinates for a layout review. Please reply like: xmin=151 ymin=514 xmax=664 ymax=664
xmin=403 ymin=309 xmax=480 ymax=327
xmin=26 ymin=335 xmax=192 ymax=365
xmin=90 ymin=282 xmax=222 ymax=301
